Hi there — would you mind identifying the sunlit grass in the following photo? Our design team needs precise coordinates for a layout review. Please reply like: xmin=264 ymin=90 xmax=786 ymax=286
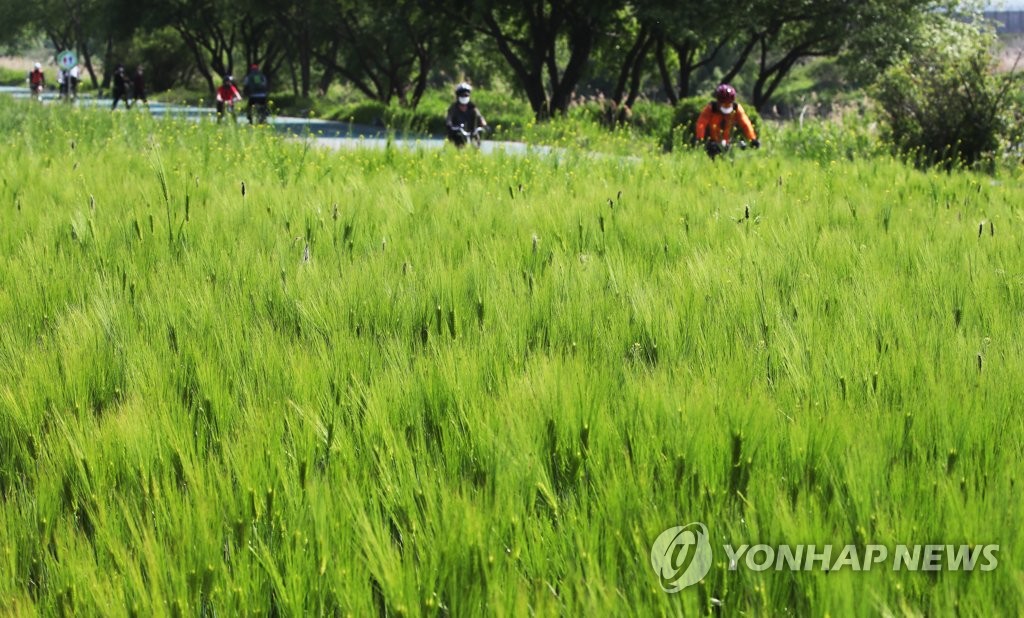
xmin=0 ymin=99 xmax=1022 ymax=616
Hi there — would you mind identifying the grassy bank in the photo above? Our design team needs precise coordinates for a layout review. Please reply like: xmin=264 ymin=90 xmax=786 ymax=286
xmin=0 ymin=100 xmax=1021 ymax=616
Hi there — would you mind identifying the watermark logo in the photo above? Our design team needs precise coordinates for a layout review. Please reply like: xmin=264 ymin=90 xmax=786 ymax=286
xmin=721 ymin=543 xmax=999 ymax=573
xmin=651 ymin=523 xmax=1000 ymax=593
xmin=650 ymin=522 xmax=713 ymax=592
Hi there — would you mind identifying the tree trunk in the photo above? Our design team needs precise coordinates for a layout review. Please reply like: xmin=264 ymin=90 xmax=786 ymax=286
xmin=100 ymin=36 xmax=114 ymax=93
xmin=655 ymin=38 xmax=678 ymax=105
xmin=624 ymin=35 xmax=655 ymax=108
xmin=674 ymin=43 xmax=694 ymax=99
xmin=718 ymin=34 xmax=759 ymax=88
xmin=612 ymin=26 xmax=650 ymax=105
xmin=81 ymin=43 xmax=98 ymax=89
xmin=549 ymin=24 xmax=593 ymax=115
xmin=299 ymin=43 xmax=311 ymax=97
xmin=483 ymin=13 xmax=549 ymax=118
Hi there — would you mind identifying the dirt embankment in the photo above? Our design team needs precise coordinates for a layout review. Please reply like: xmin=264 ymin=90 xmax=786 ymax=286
xmin=998 ymin=36 xmax=1024 ymax=71
xmin=0 ymin=55 xmax=55 ymax=72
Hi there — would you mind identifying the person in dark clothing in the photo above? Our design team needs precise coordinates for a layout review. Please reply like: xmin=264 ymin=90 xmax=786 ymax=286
xmin=57 ymin=68 xmax=69 ymax=99
xmin=445 ymin=82 xmax=487 ymax=147
xmin=69 ymin=65 xmax=80 ymax=99
xmin=242 ymin=64 xmax=269 ymax=124
xmin=132 ymin=65 xmax=148 ymax=107
xmin=111 ymin=64 xmax=131 ymax=110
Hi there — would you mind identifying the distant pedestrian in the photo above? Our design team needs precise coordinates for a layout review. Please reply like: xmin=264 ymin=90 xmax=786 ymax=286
xmin=57 ymin=68 xmax=69 ymax=100
xmin=111 ymin=64 xmax=131 ymax=110
xmin=68 ymin=65 xmax=80 ymax=99
xmin=132 ymin=65 xmax=148 ymax=106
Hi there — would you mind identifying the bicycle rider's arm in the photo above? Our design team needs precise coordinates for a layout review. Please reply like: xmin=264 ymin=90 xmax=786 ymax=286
xmin=445 ymin=105 xmax=458 ymax=130
xmin=695 ymin=104 xmax=713 ymax=140
xmin=476 ymin=108 xmax=487 ymax=127
xmin=735 ymin=104 xmax=757 ymax=141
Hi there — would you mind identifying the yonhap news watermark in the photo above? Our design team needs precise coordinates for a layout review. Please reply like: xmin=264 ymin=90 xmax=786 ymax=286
xmin=651 ymin=522 xmax=999 ymax=593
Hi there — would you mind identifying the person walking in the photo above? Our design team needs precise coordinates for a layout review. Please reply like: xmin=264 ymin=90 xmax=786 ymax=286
xmin=131 ymin=65 xmax=148 ymax=107
xmin=57 ymin=68 xmax=68 ymax=100
xmin=111 ymin=64 xmax=131 ymax=110
xmin=68 ymin=65 xmax=80 ymax=99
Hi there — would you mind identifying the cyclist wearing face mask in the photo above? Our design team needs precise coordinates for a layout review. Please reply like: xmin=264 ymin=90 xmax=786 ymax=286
xmin=695 ymin=83 xmax=760 ymax=159
xmin=445 ymin=82 xmax=487 ymax=146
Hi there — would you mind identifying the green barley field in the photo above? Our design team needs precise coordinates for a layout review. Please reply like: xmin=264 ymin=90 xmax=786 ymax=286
xmin=1 ymin=100 xmax=1022 ymax=616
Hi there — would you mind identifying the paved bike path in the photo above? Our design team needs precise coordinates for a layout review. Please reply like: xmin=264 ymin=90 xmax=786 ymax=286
xmin=0 ymin=85 xmax=552 ymax=156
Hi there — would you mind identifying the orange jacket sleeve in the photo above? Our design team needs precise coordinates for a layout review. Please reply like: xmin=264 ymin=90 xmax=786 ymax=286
xmin=695 ymin=103 xmax=714 ymax=140
xmin=734 ymin=104 xmax=757 ymax=141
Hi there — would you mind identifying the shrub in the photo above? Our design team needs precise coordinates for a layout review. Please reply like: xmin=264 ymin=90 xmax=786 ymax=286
xmin=772 ymin=104 xmax=885 ymax=163
xmin=325 ymin=89 xmax=533 ymax=137
xmin=871 ymin=16 xmax=1018 ymax=169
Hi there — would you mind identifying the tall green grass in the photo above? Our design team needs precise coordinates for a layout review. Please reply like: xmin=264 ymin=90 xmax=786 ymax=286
xmin=0 ymin=99 xmax=1021 ymax=616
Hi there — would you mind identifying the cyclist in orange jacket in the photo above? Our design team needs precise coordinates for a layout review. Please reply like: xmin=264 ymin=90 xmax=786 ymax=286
xmin=695 ymin=83 xmax=760 ymax=159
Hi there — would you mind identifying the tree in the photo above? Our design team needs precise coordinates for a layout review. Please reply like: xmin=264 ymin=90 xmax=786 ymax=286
xmin=461 ymin=0 xmax=624 ymax=119
xmin=15 ymin=0 xmax=128 ymax=88
xmin=872 ymin=11 xmax=1016 ymax=168
xmin=314 ymin=0 xmax=453 ymax=107
xmin=0 ymin=2 xmax=33 ymax=51
xmin=592 ymin=8 xmax=655 ymax=109
xmin=838 ymin=0 xmax=955 ymax=86
xmin=263 ymin=0 xmax=324 ymax=97
xmin=140 ymin=0 xmax=280 ymax=94
xmin=739 ymin=0 xmax=940 ymax=111
xmin=631 ymin=0 xmax=749 ymax=105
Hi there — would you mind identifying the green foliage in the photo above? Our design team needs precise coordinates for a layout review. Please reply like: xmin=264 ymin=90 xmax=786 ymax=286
xmin=312 ymin=0 xmax=455 ymax=106
xmin=326 ymin=89 xmax=535 ymax=137
xmin=761 ymin=58 xmax=852 ymax=118
xmin=129 ymin=27 xmax=196 ymax=92
xmin=0 ymin=66 xmax=27 ymax=86
xmin=773 ymin=106 xmax=886 ymax=164
xmin=670 ymin=95 xmax=711 ymax=142
xmin=871 ymin=16 xmax=1017 ymax=169
xmin=332 ymin=100 xmax=389 ymax=126
xmin=563 ymin=99 xmax=677 ymax=138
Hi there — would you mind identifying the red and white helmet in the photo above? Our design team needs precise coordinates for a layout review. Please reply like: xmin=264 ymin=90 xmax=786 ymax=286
xmin=714 ymin=83 xmax=736 ymax=104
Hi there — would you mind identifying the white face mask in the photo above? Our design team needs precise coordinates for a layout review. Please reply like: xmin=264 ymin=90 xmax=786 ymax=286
xmin=458 ymin=96 xmax=470 ymax=105
xmin=719 ymin=104 xmax=734 ymax=114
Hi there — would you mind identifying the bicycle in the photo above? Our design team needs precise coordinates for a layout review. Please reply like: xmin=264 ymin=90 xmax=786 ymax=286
xmin=701 ymin=138 xmax=756 ymax=160
xmin=248 ymin=97 xmax=270 ymax=125
xmin=449 ymin=124 xmax=488 ymax=149
xmin=216 ymin=99 xmax=240 ymax=123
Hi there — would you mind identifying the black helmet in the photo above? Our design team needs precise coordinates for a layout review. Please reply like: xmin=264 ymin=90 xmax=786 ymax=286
xmin=224 ymin=75 xmax=234 ymax=84
xmin=455 ymin=82 xmax=472 ymax=97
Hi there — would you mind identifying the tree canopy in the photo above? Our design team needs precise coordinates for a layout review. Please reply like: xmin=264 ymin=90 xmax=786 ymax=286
xmin=4 ymin=0 xmax=956 ymax=118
